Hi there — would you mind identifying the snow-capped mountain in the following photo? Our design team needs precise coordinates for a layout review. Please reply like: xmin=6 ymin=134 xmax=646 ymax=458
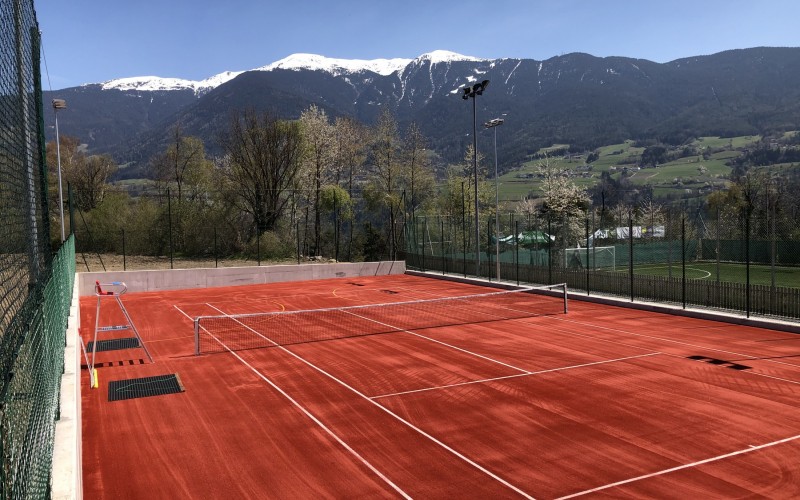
xmin=100 ymin=71 xmax=243 ymax=94
xmin=258 ymin=53 xmax=413 ymax=77
xmin=96 ymin=51 xmax=486 ymax=95
xmin=43 ymin=46 xmax=800 ymax=180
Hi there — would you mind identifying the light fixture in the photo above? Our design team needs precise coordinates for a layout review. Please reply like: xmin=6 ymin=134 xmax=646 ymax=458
xmin=461 ymin=79 xmax=490 ymax=277
xmin=52 ymin=98 xmax=67 ymax=241
xmin=484 ymin=117 xmax=504 ymax=280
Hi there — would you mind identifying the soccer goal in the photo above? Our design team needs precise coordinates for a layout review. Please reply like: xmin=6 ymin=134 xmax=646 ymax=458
xmin=564 ymin=246 xmax=616 ymax=270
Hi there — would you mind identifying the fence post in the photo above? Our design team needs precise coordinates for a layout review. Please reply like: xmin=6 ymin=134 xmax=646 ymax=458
xmin=68 ymin=182 xmax=75 ymax=237
xmin=682 ymin=215 xmax=686 ymax=309
xmin=585 ymin=216 xmax=590 ymax=296
xmin=487 ymin=217 xmax=492 ymax=281
xmin=296 ymin=222 xmax=301 ymax=265
xmin=214 ymin=227 xmax=218 ymax=268
xmin=770 ymin=184 xmax=776 ymax=313
xmin=462 ymin=182 xmax=466 ymax=278
xmin=717 ymin=203 xmax=720 ymax=284
xmin=515 ymin=220 xmax=519 ymax=286
xmin=667 ymin=209 xmax=673 ymax=279
xmin=441 ymin=219 xmax=445 ymax=276
xmin=548 ymin=216 xmax=553 ymax=285
xmin=167 ymin=188 xmax=174 ymax=269
xmin=629 ymin=211 xmax=634 ymax=302
xmin=122 ymin=229 xmax=126 ymax=271
xmin=746 ymin=208 xmax=751 ymax=318
xmin=421 ymin=217 xmax=426 ymax=272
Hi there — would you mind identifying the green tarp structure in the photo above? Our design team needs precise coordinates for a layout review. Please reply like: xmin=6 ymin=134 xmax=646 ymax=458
xmin=493 ymin=230 xmax=553 ymax=247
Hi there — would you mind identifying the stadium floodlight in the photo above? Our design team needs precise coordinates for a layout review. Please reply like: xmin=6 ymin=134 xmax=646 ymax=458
xmin=52 ymin=99 xmax=67 ymax=242
xmin=484 ymin=117 xmax=504 ymax=280
xmin=461 ymin=79 xmax=489 ymax=277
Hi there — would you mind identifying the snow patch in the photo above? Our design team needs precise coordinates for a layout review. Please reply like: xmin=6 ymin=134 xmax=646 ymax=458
xmin=259 ymin=53 xmax=411 ymax=76
xmin=100 ymin=70 xmax=242 ymax=94
xmin=415 ymin=50 xmax=484 ymax=65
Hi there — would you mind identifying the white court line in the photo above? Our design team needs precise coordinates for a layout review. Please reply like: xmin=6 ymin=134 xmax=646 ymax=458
xmin=544 ymin=315 xmax=800 ymax=385
xmin=401 ymin=287 xmax=800 ymax=381
xmin=556 ymin=433 xmax=800 ymax=499
xmin=173 ymin=304 xmax=195 ymax=321
xmin=342 ymin=309 xmax=532 ymax=374
xmin=203 ymin=303 xmax=536 ymax=499
xmin=372 ymin=353 xmax=659 ymax=400
xmin=182 ymin=306 xmax=412 ymax=499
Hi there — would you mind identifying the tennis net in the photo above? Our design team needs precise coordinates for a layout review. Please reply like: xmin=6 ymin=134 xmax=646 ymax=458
xmin=194 ymin=283 xmax=568 ymax=355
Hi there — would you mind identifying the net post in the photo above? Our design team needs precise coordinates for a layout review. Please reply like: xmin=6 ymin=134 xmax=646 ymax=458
xmin=563 ymin=283 xmax=568 ymax=314
xmin=194 ymin=318 xmax=200 ymax=356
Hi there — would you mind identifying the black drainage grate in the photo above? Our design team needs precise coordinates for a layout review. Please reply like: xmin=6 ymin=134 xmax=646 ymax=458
xmin=108 ymin=374 xmax=184 ymax=402
xmin=88 ymin=337 xmax=140 ymax=353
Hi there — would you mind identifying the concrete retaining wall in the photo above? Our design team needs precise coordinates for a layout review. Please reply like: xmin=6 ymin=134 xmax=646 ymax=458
xmin=77 ymin=261 xmax=405 ymax=296
xmin=52 ymin=279 xmax=82 ymax=500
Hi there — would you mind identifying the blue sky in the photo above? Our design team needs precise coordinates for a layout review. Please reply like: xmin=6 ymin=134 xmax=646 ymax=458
xmin=37 ymin=0 xmax=800 ymax=90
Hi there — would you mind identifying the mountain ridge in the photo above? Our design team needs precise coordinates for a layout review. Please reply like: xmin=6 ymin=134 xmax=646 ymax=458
xmin=89 ymin=50 xmax=486 ymax=94
xmin=43 ymin=47 xmax=800 ymax=179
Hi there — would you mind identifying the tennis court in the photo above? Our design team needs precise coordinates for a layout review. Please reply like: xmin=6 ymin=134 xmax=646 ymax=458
xmin=79 ymin=273 xmax=800 ymax=498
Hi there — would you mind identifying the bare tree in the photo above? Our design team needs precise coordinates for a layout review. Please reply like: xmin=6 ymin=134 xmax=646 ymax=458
xmin=333 ymin=116 xmax=366 ymax=259
xmin=637 ymin=199 xmax=666 ymax=236
xmin=402 ymin=122 xmax=435 ymax=221
xmin=218 ymin=109 xmax=305 ymax=236
xmin=298 ymin=105 xmax=334 ymax=256
xmin=365 ymin=109 xmax=403 ymax=258
xmin=150 ymin=123 xmax=212 ymax=204
xmin=65 ymin=153 xmax=117 ymax=211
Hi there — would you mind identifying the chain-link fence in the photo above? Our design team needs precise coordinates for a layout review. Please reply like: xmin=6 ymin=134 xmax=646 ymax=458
xmin=71 ymin=187 xmax=407 ymax=271
xmin=406 ymin=207 xmax=800 ymax=323
xmin=0 ymin=1 xmax=76 ymax=497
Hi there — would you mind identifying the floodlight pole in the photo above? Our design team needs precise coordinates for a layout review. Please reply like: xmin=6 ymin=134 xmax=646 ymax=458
xmin=52 ymin=99 xmax=67 ymax=242
xmin=462 ymin=80 xmax=489 ymax=277
xmin=484 ymin=117 xmax=504 ymax=281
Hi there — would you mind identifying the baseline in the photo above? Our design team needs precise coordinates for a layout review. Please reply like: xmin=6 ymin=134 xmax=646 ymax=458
xmin=556 ymin=434 xmax=800 ymax=499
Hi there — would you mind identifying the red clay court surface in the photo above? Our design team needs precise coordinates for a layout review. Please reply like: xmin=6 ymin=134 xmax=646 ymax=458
xmin=79 ymin=273 xmax=800 ymax=499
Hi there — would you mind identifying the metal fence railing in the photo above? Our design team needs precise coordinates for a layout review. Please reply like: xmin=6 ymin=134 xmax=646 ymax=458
xmin=406 ymin=210 xmax=800 ymax=323
xmin=70 ymin=187 xmax=408 ymax=271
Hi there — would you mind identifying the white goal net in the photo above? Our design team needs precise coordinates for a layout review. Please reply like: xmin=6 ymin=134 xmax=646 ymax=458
xmin=564 ymin=246 xmax=616 ymax=270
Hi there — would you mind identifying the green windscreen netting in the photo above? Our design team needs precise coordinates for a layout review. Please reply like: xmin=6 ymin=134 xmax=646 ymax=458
xmin=1 ymin=0 xmax=75 ymax=498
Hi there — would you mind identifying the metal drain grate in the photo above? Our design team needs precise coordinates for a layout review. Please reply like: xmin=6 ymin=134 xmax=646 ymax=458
xmin=88 ymin=337 xmax=140 ymax=353
xmin=108 ymin=374 xmax=184 ymax=402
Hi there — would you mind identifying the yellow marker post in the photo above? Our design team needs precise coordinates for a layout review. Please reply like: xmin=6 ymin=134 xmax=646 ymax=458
xmin=92 ymin=369 xmax=99 ymax=389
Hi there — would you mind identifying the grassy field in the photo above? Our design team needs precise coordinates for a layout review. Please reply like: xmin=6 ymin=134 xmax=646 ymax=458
xmin=614 ymin=261 xmax=800 ymax=287
xmin=497 ymin=134 xmax=788 ymax=203
xmin=689 ymin=135 xmax=761 ymax=150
